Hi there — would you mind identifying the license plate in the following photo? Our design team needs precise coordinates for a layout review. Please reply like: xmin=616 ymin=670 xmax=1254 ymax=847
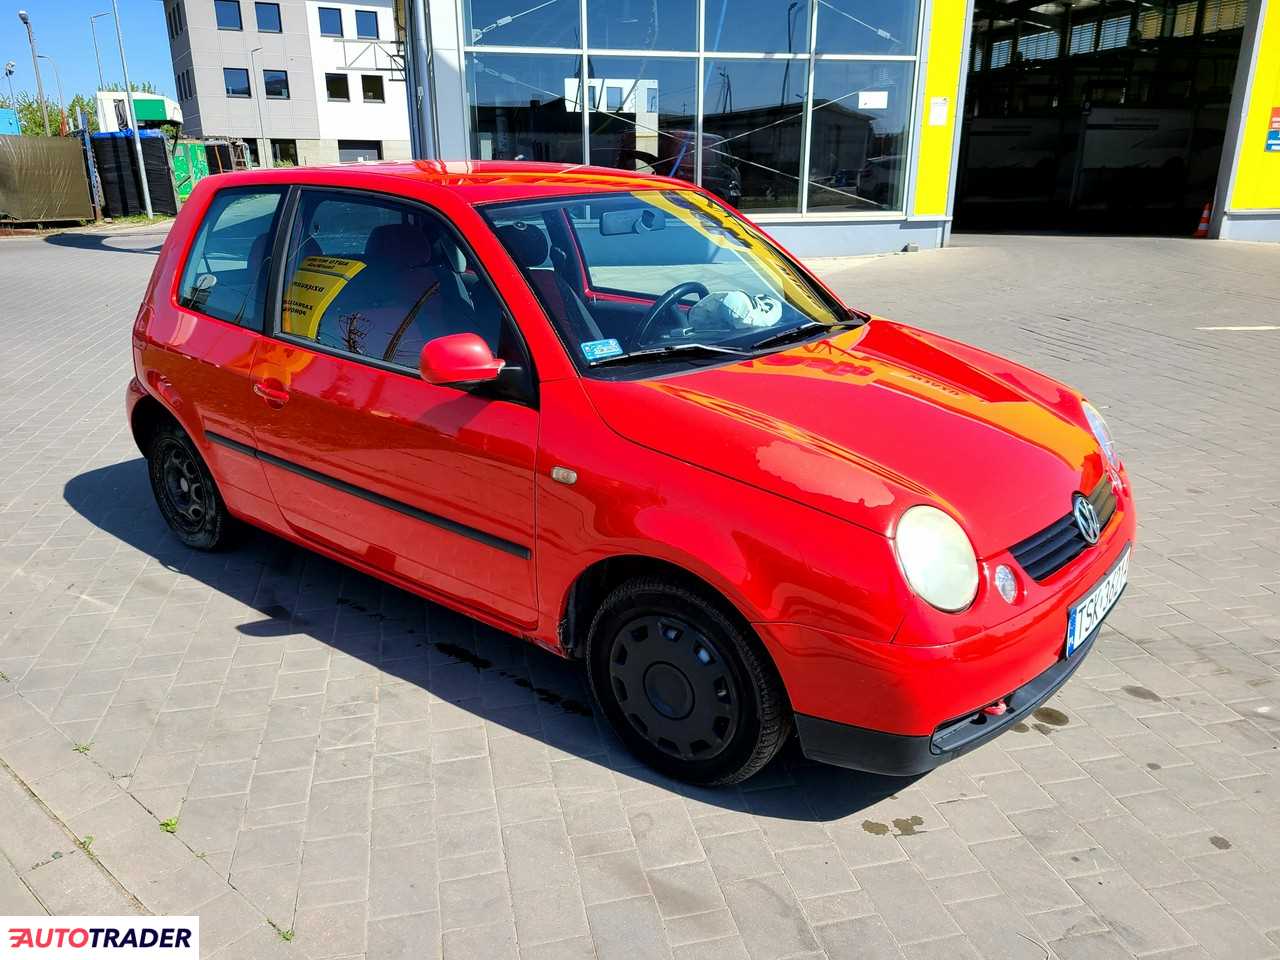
xmin=1065 ymin=545 xmax=1130 ymax=657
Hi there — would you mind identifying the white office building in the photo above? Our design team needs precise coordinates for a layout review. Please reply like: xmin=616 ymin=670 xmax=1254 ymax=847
xmin=163 ymin=0 xmax=410 ymax=165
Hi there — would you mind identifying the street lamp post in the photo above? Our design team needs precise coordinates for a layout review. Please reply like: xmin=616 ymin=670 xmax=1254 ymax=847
xmin=108 ymin=0 xmax=152 ymax=217
xmin=37 ymin=54 xmax=65 ymax=131
xmin=90 ymin=13 xmax=112 ymax=92
xmin=3 ymin=61 xmax=16 ymax=108
xmin=16 ymin=10 xmax=50 ymax=135
xmin=249 ymin=46 xmax=266 ymax=166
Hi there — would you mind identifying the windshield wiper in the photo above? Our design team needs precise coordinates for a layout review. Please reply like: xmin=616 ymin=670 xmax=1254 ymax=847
xmin=750 ymin=314 xmax=867 ymax=352
xmin=589 ymin=342 xmax=753 ymax=368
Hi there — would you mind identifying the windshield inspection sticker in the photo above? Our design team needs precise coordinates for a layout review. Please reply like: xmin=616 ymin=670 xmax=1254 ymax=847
xmin=582 ymin=338 xmax=624 ymax=361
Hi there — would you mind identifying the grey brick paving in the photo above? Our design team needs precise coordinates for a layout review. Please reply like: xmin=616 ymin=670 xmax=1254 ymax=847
xmin=0 ymin=228 xmax=1278 ymax=958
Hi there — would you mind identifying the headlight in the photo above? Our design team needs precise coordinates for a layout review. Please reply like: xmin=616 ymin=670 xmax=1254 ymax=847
xmin=894 ymin=505 xmax=979 ymax=612
xmin=1082 ymin=401 xmax=1118 ymax=467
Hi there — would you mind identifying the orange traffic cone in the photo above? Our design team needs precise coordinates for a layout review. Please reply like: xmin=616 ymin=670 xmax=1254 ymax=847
xmin=1194 ymin=203 xmax=1211 ymax=238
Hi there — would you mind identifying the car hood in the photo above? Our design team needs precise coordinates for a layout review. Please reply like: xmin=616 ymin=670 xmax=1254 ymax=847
xmin=582 ymin=319 xmax=1108 ymax=557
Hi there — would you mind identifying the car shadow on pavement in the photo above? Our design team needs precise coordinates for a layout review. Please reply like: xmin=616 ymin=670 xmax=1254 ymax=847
xmin=44 ymin=232 xmax=166 ymax=255
xmin=65 ymin=457 xmax=917 ymax=820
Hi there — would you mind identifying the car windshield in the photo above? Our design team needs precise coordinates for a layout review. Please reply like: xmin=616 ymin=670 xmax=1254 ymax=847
xmin=481 ymin=190 xmax=847 ymax=372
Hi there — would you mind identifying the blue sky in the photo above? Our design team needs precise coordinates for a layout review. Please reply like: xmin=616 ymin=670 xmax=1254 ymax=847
xmin=2 ymin=0 xmax=173 ymax=102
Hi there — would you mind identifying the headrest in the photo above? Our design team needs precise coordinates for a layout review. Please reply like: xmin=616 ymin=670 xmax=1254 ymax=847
xmin=365 ymin=223 xmax=429 ymax=264
xmin=431 ymin=234 xmax=468 ymax=274
xmin=496 ymin=222 xmax=549 ymax=268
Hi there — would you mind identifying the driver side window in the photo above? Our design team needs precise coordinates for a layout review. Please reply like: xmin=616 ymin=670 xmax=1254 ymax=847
xmin=277 ymin=189 xmax=516 ymax=370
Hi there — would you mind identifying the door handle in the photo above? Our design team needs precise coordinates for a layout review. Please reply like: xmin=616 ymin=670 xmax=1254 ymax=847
xmin=253 ymin=382 xmax=290 ymax=406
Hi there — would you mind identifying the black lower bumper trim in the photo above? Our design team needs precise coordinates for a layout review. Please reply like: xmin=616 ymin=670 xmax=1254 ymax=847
xmin=795 ymin=614 xmax=1108 ymax=777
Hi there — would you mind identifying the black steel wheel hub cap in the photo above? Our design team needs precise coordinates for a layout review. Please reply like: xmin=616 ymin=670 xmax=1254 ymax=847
xmin=159 ymin=441 xmax=210 ymax=533
xmin=608 ymin=615 xmax=739 ymax=761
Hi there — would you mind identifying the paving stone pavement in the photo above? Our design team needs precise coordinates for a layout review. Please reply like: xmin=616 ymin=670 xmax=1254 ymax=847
xmin=0 ymin=227 xmax=1277 ymax=960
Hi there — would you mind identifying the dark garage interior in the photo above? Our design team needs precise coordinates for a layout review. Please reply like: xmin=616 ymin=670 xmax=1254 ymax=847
xmin=955 ymin=0 xmax=1248 ymax=235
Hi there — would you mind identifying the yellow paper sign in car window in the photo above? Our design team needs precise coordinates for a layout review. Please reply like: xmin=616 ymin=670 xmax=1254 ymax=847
xmin=281 ymin=255 xmax=367 ymax=339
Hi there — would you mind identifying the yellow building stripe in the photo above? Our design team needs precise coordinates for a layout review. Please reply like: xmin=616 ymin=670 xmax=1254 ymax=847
xmin=1228 ymin=0 xmax=1280 ymax=211
xmin=914 ymin=0 xmax=969 ymax=217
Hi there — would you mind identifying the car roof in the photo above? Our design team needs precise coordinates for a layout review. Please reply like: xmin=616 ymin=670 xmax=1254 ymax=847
xmin=222 ymin=160 xmax=695 ymax=205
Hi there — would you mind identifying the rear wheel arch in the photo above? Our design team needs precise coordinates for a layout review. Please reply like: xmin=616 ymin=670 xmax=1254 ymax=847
xmin=130 ymin=392 xmax=182 ymax=456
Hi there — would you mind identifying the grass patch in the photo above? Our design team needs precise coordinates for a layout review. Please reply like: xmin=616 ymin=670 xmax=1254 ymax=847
xmin=159 ymin=818 xmax=179 ymax=833
xmin=72 ymin=742 xmax=92 ymax=754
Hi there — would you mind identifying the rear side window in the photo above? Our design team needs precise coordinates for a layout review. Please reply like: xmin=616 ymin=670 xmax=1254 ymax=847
xmin=177 ymin=187 xmax=286 ymax=328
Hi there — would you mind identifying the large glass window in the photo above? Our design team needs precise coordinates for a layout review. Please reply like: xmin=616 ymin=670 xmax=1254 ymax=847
xmin=465 ymin=0 xmax=579 ymax=47
xmin=702 ymin=59 xmax=807 ymax=211
xmin=807 ymin=60 xmax=912 ymax=211
xmin=466 ymin=53 xmax=584 ymax=164
xmin=362 ymin=74 xmax=385 ymax=103
xmin=815 ymin=0 xmax=918 ymax=55
xmin=586 ymin=57 xmax=697 ymax=185
xmin=278 ymin=191 xmax=512 ymax=368
xmin=215 ymin=0 xmax=242 ymax=30
xmin=178 ymin=187 xmax=286 ymax=328
xmin=705 ymin=0 xmax=811 ymax=53
xmin=587 ymin=0 xmax=695 ymax=50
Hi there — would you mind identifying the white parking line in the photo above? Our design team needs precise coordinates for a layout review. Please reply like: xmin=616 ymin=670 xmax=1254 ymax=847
xmin=1195 ymin=325 xmax=1280 ymax=331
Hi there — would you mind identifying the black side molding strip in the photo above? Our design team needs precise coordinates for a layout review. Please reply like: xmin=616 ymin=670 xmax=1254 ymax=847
xmin=205 ymin=430 xmax=532 ymax=560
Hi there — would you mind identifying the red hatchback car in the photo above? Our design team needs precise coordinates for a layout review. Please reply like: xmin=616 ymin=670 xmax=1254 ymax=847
xmin=128 ymin=161 xmax=1134 ymax=785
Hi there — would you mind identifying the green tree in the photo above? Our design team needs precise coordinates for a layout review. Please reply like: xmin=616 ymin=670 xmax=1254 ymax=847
xmin=101 ymin=80 xmax=159 ymax=94
xmin=12 ymin=91 xmax=62 ymax=136
xmin=67 ymin=93 xmax=99 ymax=133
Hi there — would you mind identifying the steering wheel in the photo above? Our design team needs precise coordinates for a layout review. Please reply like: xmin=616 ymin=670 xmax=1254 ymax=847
xmin=633 ymin=281 xmax=711 ymax=347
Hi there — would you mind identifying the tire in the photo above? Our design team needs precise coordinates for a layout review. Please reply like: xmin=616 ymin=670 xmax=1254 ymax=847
xmin=146 ymin=422 xmax=235 ymax=551
xmin=586 ymin=577 xmax=790 ymax=785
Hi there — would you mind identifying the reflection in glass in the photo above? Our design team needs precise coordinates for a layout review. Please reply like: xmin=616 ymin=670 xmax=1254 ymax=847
xmin=807 ymin=60 xmax=912 ymax=211
xmin=466 ymin=53 xmax=585 ymax=164
xmin=705 ymin=0 xmax=810 ymax=53
xmin=815 ymin=0 xmax=918 ymax=55
xmin=702 ymin=59 xmax=807 ymax=211
xmin=587 ymin=0 xmax=696 ymax=50
xmin=464 ymin=0 xmax=580 ymax=47
xmin=586 ymin=57 xmax=697 ymax=186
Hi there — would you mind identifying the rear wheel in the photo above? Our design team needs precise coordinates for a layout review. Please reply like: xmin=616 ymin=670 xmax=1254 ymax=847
xmin=586 ymin=577 xmax=789 ymax=785
xmin=146 ymin=422 xmax=234 ymax=550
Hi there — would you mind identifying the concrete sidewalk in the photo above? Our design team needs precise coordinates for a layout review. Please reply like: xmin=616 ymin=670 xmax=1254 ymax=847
xmin=0 ymin=230 xmax=1277 ymax=960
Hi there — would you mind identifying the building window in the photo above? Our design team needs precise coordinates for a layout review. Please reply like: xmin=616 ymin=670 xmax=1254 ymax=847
xmin=989 ymin=38 xmax=1012 ymax=68
xmin=224 ymin=67 xmax=251 ymax=97
xmin=704 ymin=0 xmax=809 ymax=53
xmin=318 ymin=6 xmax=343 ymax=36
xmin=465 ymin=53 xmax=583 ymax=164
xmin=1097 ymin=14 xmax=1131 ymax=50
xmin=215 ymin=0 xmax=242 ymax=30
xmin=1068 ymin=21 xmax=1096 ymax=54
xmin=355 ymin=9 xmax=379 ymax=38
xmin=244 ymin=139 xmax=261 ymax=166
xmin=584 ymin=57 xmax=696 ymax=185
xmin=1018 ymin=30 xmax=1059 ymax=60
xmin=325 ymin=73 xmax=350 ymax=100
xmin=465 ymin=0 xmax=577 ymax=46
xmin=337 ymin=140 xmax=382 ymax=161
xmin=263 ymin=69 xmax=290 ymax=99
xmin=255 ymin=2 xmax=282 ymax=32
xmin=271 ymin=138 xmax=298 ymax=165
xmin=361 ymin=74 xmax=385 ymax=102
xmin=588 ymin=0 xmax=693 ymax=50
xmin=816 ymin=0 xmax=918 ymax=55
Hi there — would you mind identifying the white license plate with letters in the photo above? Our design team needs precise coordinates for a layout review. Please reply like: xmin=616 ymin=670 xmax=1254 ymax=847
xmin=1065 ymin=546 xmax=1130 ymax=658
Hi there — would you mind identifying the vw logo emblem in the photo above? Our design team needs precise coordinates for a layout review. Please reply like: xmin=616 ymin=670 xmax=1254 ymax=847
xmin=1073 ymin=494 xmax=1101 ymax=544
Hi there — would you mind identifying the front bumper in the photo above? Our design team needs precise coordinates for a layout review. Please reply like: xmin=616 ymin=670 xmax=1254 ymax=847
xmin=793 ymin=608 xmax=1111 ymax=775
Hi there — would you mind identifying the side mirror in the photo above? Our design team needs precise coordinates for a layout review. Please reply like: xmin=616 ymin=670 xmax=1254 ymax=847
xmin=419 ymin=332 xmax=505 ymax=386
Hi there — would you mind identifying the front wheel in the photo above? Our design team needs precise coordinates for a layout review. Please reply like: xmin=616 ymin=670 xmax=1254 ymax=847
xmin=146 ymin=422 xmax=235 ymax=550
xmin=586 ymin=577 xmax=790 ymax=785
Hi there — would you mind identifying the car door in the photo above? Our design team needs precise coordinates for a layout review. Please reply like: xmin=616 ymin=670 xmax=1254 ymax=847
xmin=157 ymin=184 xmax=288 ymax=528
xmin=247 ymin=186 xmax=540 ymax=626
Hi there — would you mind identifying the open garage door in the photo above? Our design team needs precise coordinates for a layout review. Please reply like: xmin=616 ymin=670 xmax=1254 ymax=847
xmin=955 ymin=0 xmax=1247 ymax=235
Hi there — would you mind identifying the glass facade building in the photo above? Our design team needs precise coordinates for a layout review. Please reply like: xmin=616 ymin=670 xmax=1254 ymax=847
xmin=401 ymin=0 xmax=1280 ymax=249
xmin=458 ymin=0 xmax=919 ymax=217
xmin=406 ymin=0 xmax=968 ymax=254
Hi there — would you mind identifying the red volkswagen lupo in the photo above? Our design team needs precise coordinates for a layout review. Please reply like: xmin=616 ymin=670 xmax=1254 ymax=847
xmin=128 ymin=161 xmax=1134 ymax=784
